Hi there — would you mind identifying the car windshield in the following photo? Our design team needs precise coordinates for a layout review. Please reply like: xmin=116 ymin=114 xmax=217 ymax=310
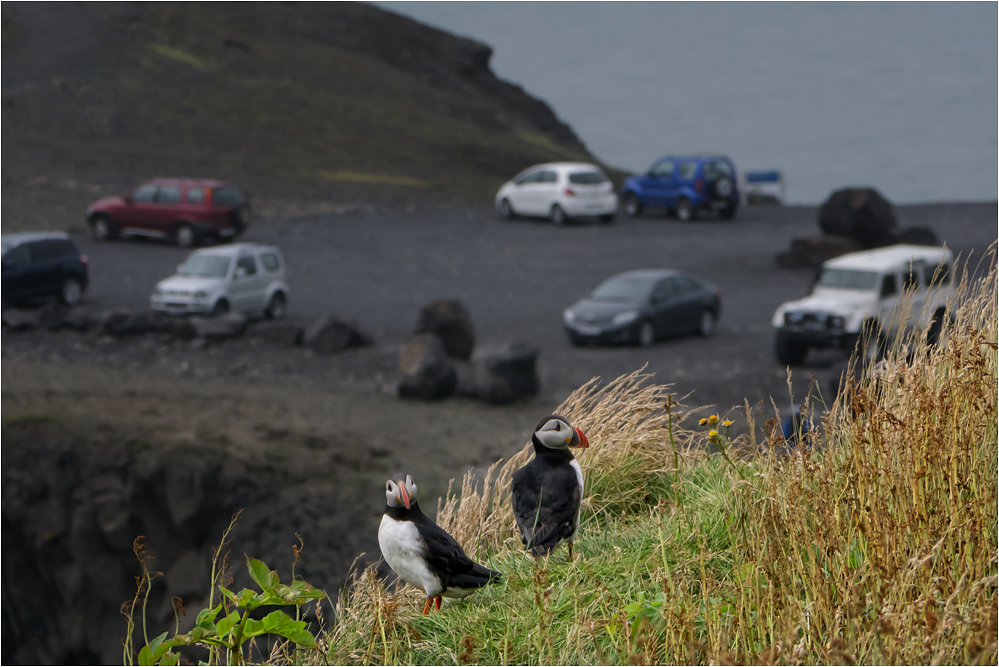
xmin=178 ymin=255 xmax=230 ymax=278
xmin=212 ymin=188 xmax=245 ymax=207
xmin=590 ymin=275 xmax=657 ymax=302
xmin=817 ymin=268 xmax=878 ymax=290
xmin=568 ymin=170 xmax=608 ymax=185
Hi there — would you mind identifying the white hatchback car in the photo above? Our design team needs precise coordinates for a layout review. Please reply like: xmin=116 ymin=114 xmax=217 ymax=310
xmin=495 ymin=162 xmax=618 ymax=224
xmin=151 ymin=243 xmax=289 ymax=318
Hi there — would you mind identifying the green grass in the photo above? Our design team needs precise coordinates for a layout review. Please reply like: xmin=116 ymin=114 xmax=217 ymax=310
xmin=149 ymin=44 xmax=214 ymax=72
xmin=313 ymin=247 xmax=998 ymax=666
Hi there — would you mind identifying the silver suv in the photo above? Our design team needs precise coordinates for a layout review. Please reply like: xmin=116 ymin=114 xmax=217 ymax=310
xmin=771 ymin=245 xmax=954 ymax=365
xmin=151 ymin=243 xmax=289 ymax=318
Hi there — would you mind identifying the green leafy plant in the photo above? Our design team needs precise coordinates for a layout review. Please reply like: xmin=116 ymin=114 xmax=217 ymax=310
xmin=125 ymin=517 xmax=326 ymax=666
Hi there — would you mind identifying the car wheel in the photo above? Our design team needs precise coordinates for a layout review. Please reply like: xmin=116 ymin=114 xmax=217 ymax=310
xmin=551 ymin=204 xmax=569 ymax=226
xmin=857 ymin=320 xmax=886 ymax=363
xmin=210 ymin=299 xmax=230 ymax=317
xmin=719 ymin=203 xmax=738 ymax=220
xmin=623 ymin=193 xmax=643 ymax=217
xmin=175 ymin=223 xmax=196 ymax=248
xmin=599 ymin=213 xmax=616 ymax=224
xmin=91 ymin=215 xmax=116 ymax=242
xmin=60 ymin=276 xmax=83 ymax=306
xmin=499 ymin=198 xmax=515 ymax=220
xmin=775 ymin=331 xmax=808 ymax=366
xmin=637 ymin=320 xmax=655 ymax=348
xmin=266 ymin=292 xmax=287 ymax=320
xmin=234 ymin=204 xmax=251 ymax=233
xmin=676 ymin=197 xmax=695 ymax=222
xmin=927 ymin=308 xmax=950 ymax=347
xmin=697 ymin=309 xmax=716 ymax=337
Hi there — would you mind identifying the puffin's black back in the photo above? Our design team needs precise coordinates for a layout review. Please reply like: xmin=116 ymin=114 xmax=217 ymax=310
xmin=511 ymin=432 xmax=583 ymax=556
xmin=386 ymin=501 xmax=500 ymax=586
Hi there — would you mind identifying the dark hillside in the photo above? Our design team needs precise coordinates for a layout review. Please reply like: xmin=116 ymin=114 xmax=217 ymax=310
xmin=1 ymin=2 xmax=595 ymax=222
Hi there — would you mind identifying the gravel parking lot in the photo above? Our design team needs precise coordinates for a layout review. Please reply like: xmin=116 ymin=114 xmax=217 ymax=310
xmin=31 ymin=200 xmax=997 ymax=415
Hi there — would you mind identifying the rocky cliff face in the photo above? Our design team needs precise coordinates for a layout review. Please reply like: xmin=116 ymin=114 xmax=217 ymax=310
xmin=1 ymin=418 xmax=385 ymax=664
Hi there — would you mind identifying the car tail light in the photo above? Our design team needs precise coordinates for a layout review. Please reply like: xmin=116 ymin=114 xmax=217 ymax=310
xmin=564 ymin=187 xmax=576 ymax=196
xmin=695 ymin=179 xmax=704 ymax=192
xmin=80 ymin=255 xmax=89 ymax=266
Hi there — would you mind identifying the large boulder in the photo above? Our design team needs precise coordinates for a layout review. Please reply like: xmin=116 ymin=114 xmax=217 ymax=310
xmin=303 ymin=315 xmax=372 ymax=354
xmin=818 ymin=187 xmax=898 ymax=247
xmin=894 ymin=226 xmax=940 ymax=247
xmin=2 ymin=307 xmax=45 ymax=331
xmin=415 ymin=299 xmax=475 ymax=360
xmin=776 ymin=235 xmax=864 ymax=269
xmin=397 ymin=333 xmax=457 ymax=400
xmin=94 ymin=307 xmax=135 ymax=336
xmin=472 ymin=342 xmax=540 ymax=404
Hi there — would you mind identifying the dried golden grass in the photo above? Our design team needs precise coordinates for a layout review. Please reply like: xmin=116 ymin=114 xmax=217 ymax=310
xmin=434 ymin=370 xmax=716 ymax=557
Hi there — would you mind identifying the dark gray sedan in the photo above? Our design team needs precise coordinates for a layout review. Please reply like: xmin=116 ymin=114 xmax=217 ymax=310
xmin=562 ymin=269 xmax=721 ymax=347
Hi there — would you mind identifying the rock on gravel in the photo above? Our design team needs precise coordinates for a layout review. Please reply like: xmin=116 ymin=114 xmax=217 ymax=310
xmin=415 ymin=299 xmax=475 ymax=361
xmin=304 ymin=315 xmax=373 ymax=354
xmin=397 ymin=333 xmax=458 ymax=400
xmin=818 ymin=187 xmax=898 ymax=247
xmin=472 ymin=342 xmax=540 ymax=404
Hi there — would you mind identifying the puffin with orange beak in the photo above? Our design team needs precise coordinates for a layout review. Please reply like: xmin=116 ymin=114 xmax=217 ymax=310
xmin=512 ymin=415 xmax=590 ymax=558
xmin=378 ymin=473 xmax=501 ymax=614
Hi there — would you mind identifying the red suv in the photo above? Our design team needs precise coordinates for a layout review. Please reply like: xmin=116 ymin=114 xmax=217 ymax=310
xmin=86 ymin=178 xmax=250 ymax=247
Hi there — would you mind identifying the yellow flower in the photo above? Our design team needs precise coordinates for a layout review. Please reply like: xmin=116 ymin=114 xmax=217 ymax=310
xmin=707 ymin=415 xmax=719 ymax=425
xmin=708 ymin=429 xmax=719 ymax=438
xmin=699 ymin=417 xmax=707 ymax=426
xmin=723 ymin=419 xmax=733 ymax=428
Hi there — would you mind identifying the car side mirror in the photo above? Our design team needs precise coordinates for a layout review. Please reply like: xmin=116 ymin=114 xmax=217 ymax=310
xmin=235 ymin=267 xmax=247 ymax=279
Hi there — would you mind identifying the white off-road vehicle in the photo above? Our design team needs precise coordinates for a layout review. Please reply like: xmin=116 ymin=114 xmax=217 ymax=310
xmin=151 ymin=243 xmax=289 ymax=319
xmin=771 ymin=245 xmax=954 ymax=365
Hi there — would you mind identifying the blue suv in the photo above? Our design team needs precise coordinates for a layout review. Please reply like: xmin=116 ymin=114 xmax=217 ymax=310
xmin=620 ymin=155 xmax=740 ymax=221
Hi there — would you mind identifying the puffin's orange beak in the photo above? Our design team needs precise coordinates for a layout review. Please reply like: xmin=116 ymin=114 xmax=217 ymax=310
xmin=399 ymin=485 xmax=411 ymax=509
xmin=572 ymin=427 xmax=589 ymax=448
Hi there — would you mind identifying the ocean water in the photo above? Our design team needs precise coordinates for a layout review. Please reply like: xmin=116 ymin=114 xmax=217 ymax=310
xmin=378 ymin=2 xmax=997 ymax=205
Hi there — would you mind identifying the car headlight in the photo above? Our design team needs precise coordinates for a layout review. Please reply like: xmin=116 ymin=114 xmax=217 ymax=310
xmin=563 ymin=309 xmax=576 ymax=324
xmin=612 ymin=310 xmax=639 ymax=326
xmin=784 ymin=311 xmax=803 ymax=325
xmin=828 ymin=315 xmax=845 ymax=329
xmin=194 ymin=290 xmax=208 ymax=298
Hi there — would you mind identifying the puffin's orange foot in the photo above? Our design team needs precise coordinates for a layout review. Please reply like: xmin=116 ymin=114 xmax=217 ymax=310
xmin=422 ymin=598 xmax=432 ymax=615
xmin=434 ymin=595 xmax=442 ymax=610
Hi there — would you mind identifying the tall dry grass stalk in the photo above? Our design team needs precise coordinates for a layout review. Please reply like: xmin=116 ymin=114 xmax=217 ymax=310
xmin=733 ymin=245 xmax=998 ymax=664
xmin=434 ymin=370 xmax=714 ymax=557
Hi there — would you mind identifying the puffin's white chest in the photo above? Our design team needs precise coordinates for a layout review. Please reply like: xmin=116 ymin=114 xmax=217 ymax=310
xmin=378 ymin=515 xmax=443 ymax=596
xmin=569 ymin=458 xmax=584 ymax=537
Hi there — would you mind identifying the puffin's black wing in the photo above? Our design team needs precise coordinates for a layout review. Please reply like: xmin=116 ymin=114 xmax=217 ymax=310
xmin=512 ymin=464 xmax=581 ymax=556
xmin=414 ymin=521 xmax=500 ymax=588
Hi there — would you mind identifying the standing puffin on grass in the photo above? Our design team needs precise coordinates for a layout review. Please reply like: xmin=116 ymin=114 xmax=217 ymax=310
xmin=511 ymin=414 xmax=590 ymax=558
xmin=378 ymin=473 xmax=501 ymax=614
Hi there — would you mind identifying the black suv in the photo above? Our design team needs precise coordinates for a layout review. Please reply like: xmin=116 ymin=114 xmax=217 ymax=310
xmin=2 ymin=233 xmax=89 ymax=306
